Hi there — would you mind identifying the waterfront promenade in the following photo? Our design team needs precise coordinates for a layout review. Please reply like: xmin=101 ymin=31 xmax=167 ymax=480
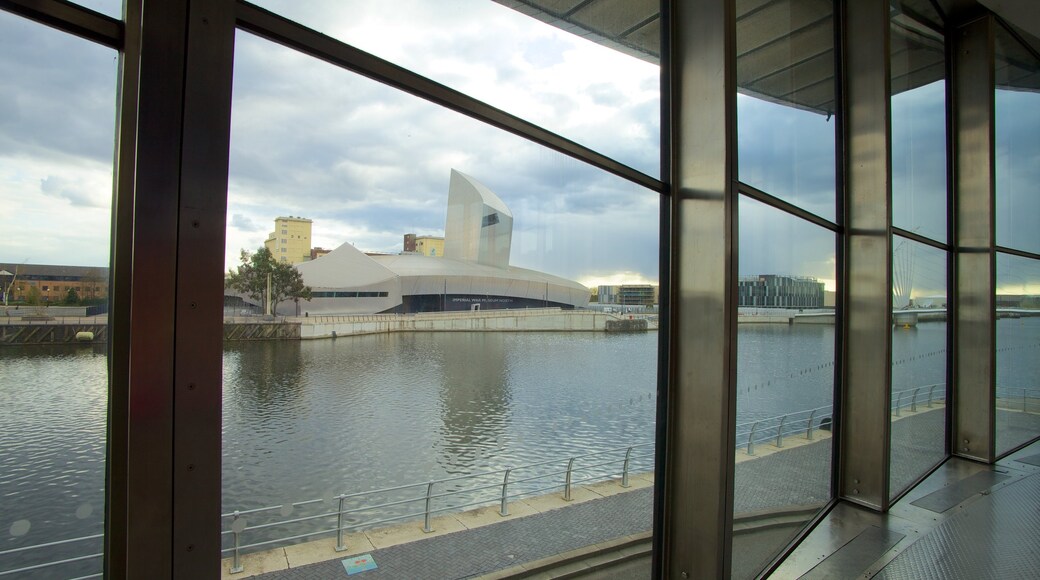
xmin=220 ymin=405 xmax=1040 ymax=580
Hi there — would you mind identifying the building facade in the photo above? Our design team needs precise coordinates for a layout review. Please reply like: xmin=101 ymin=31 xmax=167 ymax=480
xmin=404 ymin=234 xmax=445 ymax=257
xmin=0 ymin=263 xmax=109 ymax=304
xmin=737 ymin=275 xmax=825 ymax=308
xmin=264 ymin=216 xmax=313 ymax=264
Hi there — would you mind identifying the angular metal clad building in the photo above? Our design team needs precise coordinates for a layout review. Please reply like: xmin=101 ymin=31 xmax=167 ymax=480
xmin=292 ymin=169 xmax=589 ymax=314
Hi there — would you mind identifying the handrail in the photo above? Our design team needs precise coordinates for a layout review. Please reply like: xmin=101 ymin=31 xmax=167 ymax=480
xmin=218 ymin=443 xmax=655 ymax=572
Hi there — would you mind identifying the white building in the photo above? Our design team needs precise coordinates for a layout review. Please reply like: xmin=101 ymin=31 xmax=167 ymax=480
xmin=290 ymin=170 xmax=589 ymax=315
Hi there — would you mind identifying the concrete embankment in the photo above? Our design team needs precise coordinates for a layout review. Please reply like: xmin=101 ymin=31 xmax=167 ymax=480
xmin=299 ymin=308 xmax=623 ymax=339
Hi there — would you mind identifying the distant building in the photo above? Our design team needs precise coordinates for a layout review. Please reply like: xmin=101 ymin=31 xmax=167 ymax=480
xmin=404 ymin=234 xmax=445 ymax=257
xmin=291 ymin=169 xmax=588 ymax=315
xmin=597 ymin=284 xmax=659 ymax=306
xmin=264 ymin=216 xmax=313 ymax=264
xmin=738 ymin=275 xmax=824 ymax=308
xmin=0 ymin=263 xmax=109 ymax=304
xmin=310 ymin=247 xmax=332 ymax=261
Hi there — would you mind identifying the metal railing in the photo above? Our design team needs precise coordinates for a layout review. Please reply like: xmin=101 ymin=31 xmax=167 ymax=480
xmin=219 ymin=442 xmax=655 ymax=573
xmin=737 ymin=405 xmax=834 ymax=455
xmin=0 ymin=533 xmax=102 ymax=578
xmin=996 ymin=386 xmax=1040 ymax=413
xmin=891 ymin=384 xmax=947 ymax=417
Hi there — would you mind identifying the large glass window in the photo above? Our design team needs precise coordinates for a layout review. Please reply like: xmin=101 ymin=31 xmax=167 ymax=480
xmin=0 ymin=11 xmax=118 ymax=578
xmin=736 ymin=0 xmax=837 ymax=221
xmin=245 ymin=0 xmax=661 ymax=178
xmin=734 ymin=196 xmax=836 ymax=579
xmin=891 ymin=1 xmax=946 ymax=242
xmin=995 ymin=25 xmax=1040 ymax=256
xmin=889 ymin=236 xmax=947 ymax=497
xmin=995 ymin=253 xmax=1040 ymax=455
xmin=220 ymin=29 xmax=658 ymax=576
xmin=733 ymin=3 xmax=837 ymax=576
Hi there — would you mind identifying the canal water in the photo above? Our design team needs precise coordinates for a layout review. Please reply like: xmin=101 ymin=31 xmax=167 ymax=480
xmin=3 ymin=319 xmax=1036 ymax=575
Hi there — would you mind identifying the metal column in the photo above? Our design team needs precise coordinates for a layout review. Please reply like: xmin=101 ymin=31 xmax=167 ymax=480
xmin=951 ymin=14 xmax=997 ymax=463
xmin=659 ymin=0 xmax=738 ymax=577
xmin=839 ymin=0 xmax=893 ymax=511
xmin=113 ymin=0 xmax=236 ymax=576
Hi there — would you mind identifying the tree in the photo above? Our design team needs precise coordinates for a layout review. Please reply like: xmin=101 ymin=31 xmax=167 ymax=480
xmin=25 ymin=285 xmax=41 ymax=306
xmin=65 ymin=287 xmax=80 ymax=305
xmin=225 ymin=247 xmax=312 ymax=315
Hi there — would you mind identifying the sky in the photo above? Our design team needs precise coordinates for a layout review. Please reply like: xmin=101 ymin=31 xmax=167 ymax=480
xmin=1 ymin=1 xmax=1039 ymax=295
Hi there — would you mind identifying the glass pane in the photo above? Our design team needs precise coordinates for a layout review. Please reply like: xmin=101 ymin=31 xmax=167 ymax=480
xmin=734 ymin=195 xmax=835 ymax=579
xmin=0 ymin=12 xmax=117 ymax=578
xmin=221 ymin=30 xmax=659 ymax=576
xmin=737 ymin=0 xmax=837 ymax=221
xmin=245 ymin=0 xmax=661 ymax=178
xmin=995 ymin=253 xmax=1040 ymax=455
xmin=891 ymin=1 xmax=946 ymax=242
xmin=890 ymin=236 xmax=947 ymax=498
xmin=69 ymin=0 xmax=122 ymax=19
xmin=995 ymin=24 xmax=1040 ymax=255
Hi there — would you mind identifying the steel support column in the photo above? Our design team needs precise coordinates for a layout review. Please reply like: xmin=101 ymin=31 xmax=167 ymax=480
xmin=660 ymin=0 xmax=737 ymax=577
xmin=839 ymin=0 xmax=893 ymax=511
xmin=951 ymin=15 xmax=997 ymax=463
xmin=112 ymin=0 xmax=235 ymax=577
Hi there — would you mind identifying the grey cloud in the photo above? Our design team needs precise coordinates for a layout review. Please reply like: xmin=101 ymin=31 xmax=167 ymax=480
xmin=39 ymin=175 xmax=104 ymax=208
xmin=230 ymin=213 xmax=262 ymax=232
xmin=0 ymin=15 xmax=117 ymax=163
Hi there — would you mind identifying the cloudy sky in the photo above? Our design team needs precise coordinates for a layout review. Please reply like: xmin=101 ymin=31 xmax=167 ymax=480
xmin=1 ymin=1 xmax=1038 ymax=295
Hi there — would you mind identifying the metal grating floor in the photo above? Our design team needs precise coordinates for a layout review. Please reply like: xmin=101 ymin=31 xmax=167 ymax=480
xmin=875 ymin=471 xmax=1040 ymax=579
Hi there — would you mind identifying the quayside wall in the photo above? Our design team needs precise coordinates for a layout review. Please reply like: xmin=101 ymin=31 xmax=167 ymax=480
xmin=298 ymin=308 xmax=619 ymax=339
xmin=0 ymin=323 xmax=107 ymax=345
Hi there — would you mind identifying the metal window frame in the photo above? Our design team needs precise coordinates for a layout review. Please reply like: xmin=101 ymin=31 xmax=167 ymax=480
xmin=837 ymin=0 xmax=895 ymax=512
xmin=657 ymin=0 xmax=737 ymax=577
xmin=951 ymin=12 xmax=997 ymax=464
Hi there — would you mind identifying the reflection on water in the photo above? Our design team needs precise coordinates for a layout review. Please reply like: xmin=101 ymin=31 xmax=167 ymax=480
xmin=221 ymin=332 xmax=658 ymax=513
xmin=0 ymin=320 xmax=987 ymax=571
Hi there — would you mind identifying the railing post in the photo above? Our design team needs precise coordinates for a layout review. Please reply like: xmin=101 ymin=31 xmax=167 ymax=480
xmin=895 ymin=392 xmax=903 ymax=417
xmin=230 ymin=512 xmax=244 ymax=574
xmin=334 ymin=494 xmax=347 ymax=552
xmin=423 ymin=482 xmax=434 ymax=532
xmin=747 ymin=422 xmax=760 ymax=455
xmin=776 ymin=415 xmax=787 ymax=448
xmin=1024 ymin=388 xmax=1028 ymax=413
xmin=806 ymin=410 xmax=817 ymax=440
xmin=911 ymin=387 xmax=919 ymax=412
xmin=564 ymin=458 xmax=574 ymax=500
xmin=928 ymin=384 xmax=936 ymax=407
xmin=622 ymin=447 xmax=633 ymax=488
xmin=500 ymin=469 xmax=511 ymax=516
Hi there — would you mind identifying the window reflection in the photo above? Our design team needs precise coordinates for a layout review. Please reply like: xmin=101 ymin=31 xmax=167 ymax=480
xmin=221 ymin=30 xmax=658 ymax=575
xmin=736 ymin=0 xmax=837 ymax=221
xmin=246 ymin=0 xmax=661 ymax=178
xmin=734 ymin=195 xmax=835 ymax=580
xmin=890 ymin=236 xmax=947 ymax=497
xmin=995 ymin=253 xmax=1040 ymax=456
xmin=891 ymin=1 xmax=946 ymax=242
xmin=995 ymin=24 xmax=1040 ymax=256
xmin=0 ymin=11 xmax=117 ymax=579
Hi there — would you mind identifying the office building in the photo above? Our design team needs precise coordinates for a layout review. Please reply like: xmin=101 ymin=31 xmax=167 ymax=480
xmin=264 ymin=216 xmax=313 ymax=264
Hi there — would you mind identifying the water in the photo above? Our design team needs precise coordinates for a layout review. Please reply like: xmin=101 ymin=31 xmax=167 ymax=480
xmin=3 ymin=319 xmax=1033 ymax=575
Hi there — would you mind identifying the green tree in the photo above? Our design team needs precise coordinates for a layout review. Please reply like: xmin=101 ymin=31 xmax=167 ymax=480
xmin=65 ymin=287 xmax=80 ymax=305
xmin=225 ymin=247 xmax=312 ymax=315
xmin=25 ymin=285 xmax=41 ymax=306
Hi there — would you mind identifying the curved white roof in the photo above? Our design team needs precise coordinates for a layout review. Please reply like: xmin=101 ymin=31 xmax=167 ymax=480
xmin=294 ymin=242 xmax=397 ymax=288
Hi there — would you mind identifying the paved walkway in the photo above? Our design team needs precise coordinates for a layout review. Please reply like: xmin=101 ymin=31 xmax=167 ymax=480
xmin=247 ymin=407 xmax=1040 ymax=579
xmin=255 ymin=487 xmax=652 ymax=579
